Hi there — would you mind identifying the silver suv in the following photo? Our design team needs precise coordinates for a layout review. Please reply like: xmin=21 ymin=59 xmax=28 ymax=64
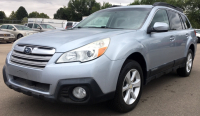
xmin=2 ymin=2 xmax=197 ymax=112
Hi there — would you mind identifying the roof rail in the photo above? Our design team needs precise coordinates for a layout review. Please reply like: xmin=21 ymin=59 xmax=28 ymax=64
xmin=153 ymin=2 xmax=183 ymax=13
xmin=109 ymin=5 xmax=121 ymax=8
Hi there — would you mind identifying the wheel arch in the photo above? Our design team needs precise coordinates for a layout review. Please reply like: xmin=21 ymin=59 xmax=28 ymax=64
xmin=189 ymin=44 xmax=195 ymax=58
xmin=123 ymin=52 xmax=148 ymax=85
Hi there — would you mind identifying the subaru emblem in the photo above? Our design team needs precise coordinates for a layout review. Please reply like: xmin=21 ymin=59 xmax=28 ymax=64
xmin=24 ymin=47 xmax=32 ymax=54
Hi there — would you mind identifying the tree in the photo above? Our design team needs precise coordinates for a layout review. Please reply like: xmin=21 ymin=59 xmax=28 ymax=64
xmin=91 ymin=2 xmax=101 ymax=13
xmin=28 ymin=11 xmax=40 ymax=18
xmin=21 ymin=17 xmax=28 ymax=24
xmin=101 ymin=2 xmax=112 ymax=9
xmin=8 ymin=11 xmax=17 ymax=20
xmin=28 ymin=11 xmax=50 ymax=18
xmin=16 ymin=6 xmax=28 ymax=20
xmin=0 ymin=11 xmax=6 ymax=19
xmin=39 ymin=13 xmax=49 ymax=18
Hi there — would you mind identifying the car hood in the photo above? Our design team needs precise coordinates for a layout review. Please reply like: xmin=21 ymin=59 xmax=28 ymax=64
xmin=15 ymin=28 xmax=134 ymax=52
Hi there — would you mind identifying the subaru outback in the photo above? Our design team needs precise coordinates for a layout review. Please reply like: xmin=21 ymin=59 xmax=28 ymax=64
xmin=2 ymin=2 xmax=197 ymax=112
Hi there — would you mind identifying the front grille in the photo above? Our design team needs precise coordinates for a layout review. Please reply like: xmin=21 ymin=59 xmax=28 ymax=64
xmin=0 ymin=34 xmax=10 ymax=37
xmin=12 ymin=76 xmax=50 ymax=92
xmin=10 ymin=44 xmax=55 ymax=69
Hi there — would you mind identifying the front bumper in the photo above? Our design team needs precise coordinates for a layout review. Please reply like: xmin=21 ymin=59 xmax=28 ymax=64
xmin=0 ymin=37 xmax=15 ymax=42
xmin=3 ymin=66 xmax=115 ymax=104
xmin=3 ymin=52 xmax=124 ymax=104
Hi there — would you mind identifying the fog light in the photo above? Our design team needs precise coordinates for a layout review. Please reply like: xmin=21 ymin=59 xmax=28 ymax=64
xmin=72 ymin=87 xmax=86 ymax=99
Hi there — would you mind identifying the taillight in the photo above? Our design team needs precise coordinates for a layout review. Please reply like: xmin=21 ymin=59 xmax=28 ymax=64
xmin=65 ymin=26 xmax=67 ymax=29
xmin=194 ymin=30 xmax=196 ymax=36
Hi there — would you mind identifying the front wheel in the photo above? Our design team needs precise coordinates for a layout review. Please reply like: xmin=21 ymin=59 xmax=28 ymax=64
xmin=177 ymin=49 xmax=193 ymax=77
xmin=108 ymin=60 xmax=143 ymax=113
xmin=17 ymin=34 xmax=23 ymax=39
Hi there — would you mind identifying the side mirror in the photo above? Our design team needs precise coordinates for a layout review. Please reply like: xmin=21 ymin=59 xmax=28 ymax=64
xmin=12 ymin=28 xmax=16 ymax=31
xmin=37 ymin=27 xmax=41 ymax=30
xmin=147 ymin=22 xmax=169 ymax=34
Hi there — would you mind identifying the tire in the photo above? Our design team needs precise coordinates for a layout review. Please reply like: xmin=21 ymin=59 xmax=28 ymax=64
xmin=177 ymin=49 xmax=193 ymax=77
xmin=198 ymin=37 xmax=200 ymax=43
xmin=17 ymin=34 xmax=23 ymax=39
xmin=108 ymin=60 xmax=143 ymax=113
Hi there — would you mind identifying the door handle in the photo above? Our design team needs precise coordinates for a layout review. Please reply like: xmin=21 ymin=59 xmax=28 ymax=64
xmin=186 ymin=33 xmax=189 ymax=38
xmin=170 ymin=36 xmax=175 ymax=42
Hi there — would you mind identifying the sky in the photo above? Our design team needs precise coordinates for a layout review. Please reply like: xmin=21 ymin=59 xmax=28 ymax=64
xmin=0 ymin=0 xmax=134 ymax=19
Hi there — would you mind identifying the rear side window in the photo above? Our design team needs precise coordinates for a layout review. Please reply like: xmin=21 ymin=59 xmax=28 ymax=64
xmin=149 ymin=9 xmax=169 ymax=28
xmin=1 ymin=25 xmax=8 ymax=29
xmin=28 ymin=23 xmax=33 ymax=28
xmin=167 ymin=10 xmax=182 ymax=30
xmin=181 ymin=15 xmax=190 ymax=29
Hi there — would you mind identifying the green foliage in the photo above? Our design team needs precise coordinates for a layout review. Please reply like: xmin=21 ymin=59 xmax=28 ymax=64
xmin=21 ymin=17 xmax=28 ymax=24
xmin=28 ymin=11 xmax=49 ymax=18
xmin=0 ymin=11 xmax=6 ymax=19
xmin=54 ymin=0 xmax=112 ymax=21
xmin=16 ymin=6 xmax=28 ymax=20
xmin=8 ymin=11 xmax=17 ymax=20
xmin=101 ymin=2 xmax=112 ymax=9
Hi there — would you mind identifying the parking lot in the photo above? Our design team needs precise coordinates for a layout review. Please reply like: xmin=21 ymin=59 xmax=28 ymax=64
xmin=0 ymin=43 xmax=200 ymax=116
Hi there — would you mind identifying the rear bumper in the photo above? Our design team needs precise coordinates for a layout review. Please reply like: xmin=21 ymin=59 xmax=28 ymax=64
xmin=3 ymin=66 xmax=115 ymax=104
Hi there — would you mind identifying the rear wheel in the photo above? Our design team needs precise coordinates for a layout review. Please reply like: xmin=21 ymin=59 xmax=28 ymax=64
xmin=177 ymin=49 xmax=193 ymax=77
xmin=108 ymin=60 xmax=143 ymax=113
xmin=198 ymin=37 xmax=200 ymax=43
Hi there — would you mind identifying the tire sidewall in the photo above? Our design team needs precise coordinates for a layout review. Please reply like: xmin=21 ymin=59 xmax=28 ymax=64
xmin=116 ymin=60 xmax=143 ymax=112
xmin=185 ymin=49 xmax=193 ymax=76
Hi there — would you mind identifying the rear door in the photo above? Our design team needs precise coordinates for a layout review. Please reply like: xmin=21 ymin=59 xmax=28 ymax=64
xmin=167 ymin=10 xmax=189 ymax=66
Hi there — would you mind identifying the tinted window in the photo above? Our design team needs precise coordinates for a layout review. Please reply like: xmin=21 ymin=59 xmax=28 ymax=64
xmin=28 ymin=23 xmax=33 ymax=28
xmin=8 ymin=25 xmax=14 ymax=30
xmin=15 ymin=25 xmax=32 ymax=30
xmin=149 ymin=9 xmax=169 ymax=29
xmin=33 ymin=24 xmax=40 ymax=28
xmin=167 ymin=10 xmax=182 ymax=30
xmin=181 ymin=15 xmax=190 ymax=29
xmin=67 ymin=23 xmax=73 ymax=26
xmin=1 ymin=25 xmax=8 ymax=29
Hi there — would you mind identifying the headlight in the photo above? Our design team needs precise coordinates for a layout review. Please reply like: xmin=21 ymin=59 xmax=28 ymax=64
xmin=11 ymin=34 xmax=15 ymax=37
xmin=25 ymin=32 xmax=32 ymax=36
xmin=57 ymin=38 xmax=110 ymax=63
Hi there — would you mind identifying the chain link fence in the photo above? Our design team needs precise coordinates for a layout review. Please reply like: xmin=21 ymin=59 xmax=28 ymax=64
xmin=0 ymin=19 xmax=27 ymax=25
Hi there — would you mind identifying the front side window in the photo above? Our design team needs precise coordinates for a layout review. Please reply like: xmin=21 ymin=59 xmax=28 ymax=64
xmin=40 ymin=24 xmax=55 ymax=29
xmin=15 ymin=25 xmax=32 ymax=30
xmin=149 ymin=9 xmax=169 ymax=29
xmin=8 ymin=25 xmax=14 ymax=30
xmin=28 ymin=23 xmax=33 ymax=28
xmin=33 ymin=24 xmax=40 ymax=29
xmin=167 ymin=10 xmax=182 ymax=30
xmin=76 ymin=8 xmax=151 ymax=30
xmin=1 ymin=25 xmax=8 ymax=29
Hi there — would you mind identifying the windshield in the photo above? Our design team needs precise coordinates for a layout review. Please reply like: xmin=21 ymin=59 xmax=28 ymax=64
xmin=196 ymin=30 xmax=200 ymax=33
xmin=40 ymin=24 xmax=55 ymax=29
xmin=15 ymin=25 xmax=32 ymax=30
xmin=76 ymin=8 xmax=151 ymax=29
